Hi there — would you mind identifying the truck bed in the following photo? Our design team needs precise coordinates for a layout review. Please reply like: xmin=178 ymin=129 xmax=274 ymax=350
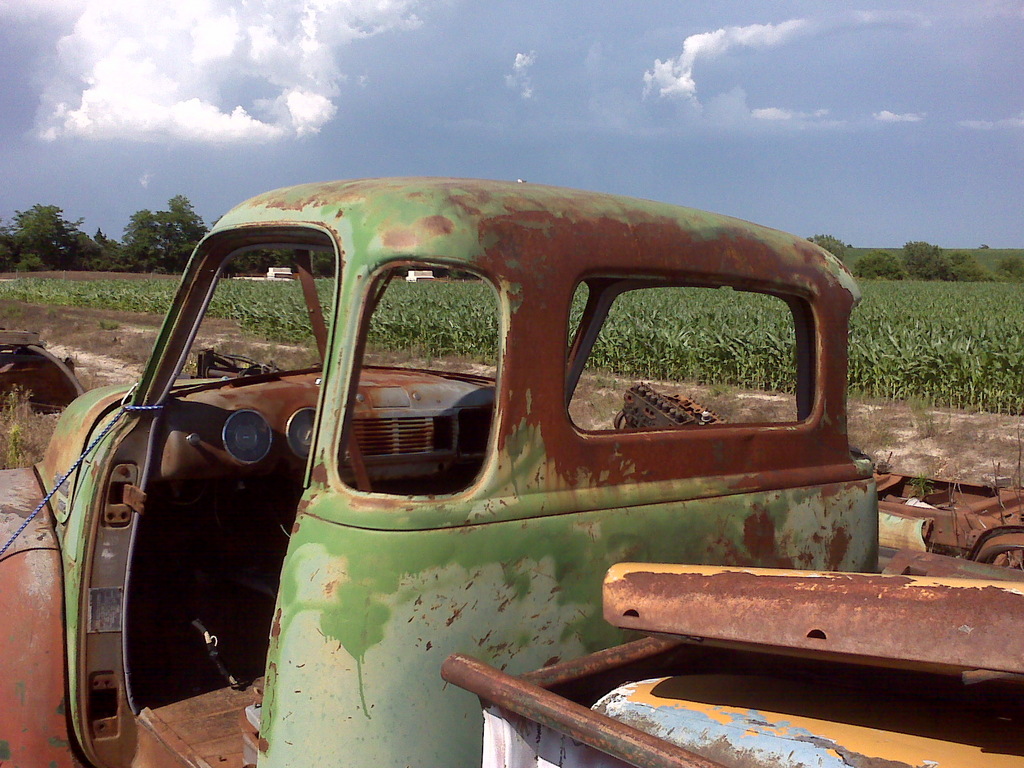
xmin=137 ymin=685 xmax=257 ymax=768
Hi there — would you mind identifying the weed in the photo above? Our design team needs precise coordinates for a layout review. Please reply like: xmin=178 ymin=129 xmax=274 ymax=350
xmin=99 ymin=319 xmax=121 ymax=331
xmin=4 ymin=421 xmax=24 ymax=468
xmin=909 ymin=398 xmax=938 ymax=438
xmin=907 ymin=475 xmax=935 ymax=499
xmin=0 ymin=389 xmax=59 ymax=470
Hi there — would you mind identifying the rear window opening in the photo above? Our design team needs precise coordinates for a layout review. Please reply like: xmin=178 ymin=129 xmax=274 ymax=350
xmin=565 ymin=281 xmax=815 ymax=432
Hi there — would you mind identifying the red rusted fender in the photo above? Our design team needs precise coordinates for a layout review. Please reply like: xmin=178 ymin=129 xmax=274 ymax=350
xmin=0 ymin=467 xmax=79 ymax=767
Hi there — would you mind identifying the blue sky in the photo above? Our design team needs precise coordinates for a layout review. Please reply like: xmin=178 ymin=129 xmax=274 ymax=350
xmin=1 ymin=0 xmax=1021 ymax=247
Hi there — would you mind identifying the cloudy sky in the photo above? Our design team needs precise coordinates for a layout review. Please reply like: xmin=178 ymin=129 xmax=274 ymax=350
xmin=1 ymin=0 xmax=1021 ymax=247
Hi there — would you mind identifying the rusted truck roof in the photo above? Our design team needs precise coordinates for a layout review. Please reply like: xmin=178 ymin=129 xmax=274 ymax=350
xmin=211 ymin=177 xmax=858 ymax=299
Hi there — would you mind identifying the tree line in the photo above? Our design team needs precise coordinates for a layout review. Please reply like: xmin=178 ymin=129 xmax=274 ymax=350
xmin=808 ymin=235 xmax=1024 ymax=283
xmin=0 ymin=197 xmax=285 ymax=275
xmin=2 ymin=205 xmax=1020 ymax=283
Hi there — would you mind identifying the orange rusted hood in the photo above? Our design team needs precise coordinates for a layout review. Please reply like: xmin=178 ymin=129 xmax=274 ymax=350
xmin=0 ymin=467 xmax=78 ymax=767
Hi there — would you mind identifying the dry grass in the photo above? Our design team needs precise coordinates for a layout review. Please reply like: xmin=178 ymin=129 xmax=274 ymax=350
xmin=0 ymin=389 xmax=60 ymax=469
xmin=847 ymin=399 xmax=1024 ymax=485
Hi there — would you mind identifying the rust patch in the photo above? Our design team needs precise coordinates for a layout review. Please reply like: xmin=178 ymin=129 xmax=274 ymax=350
xmin=421 ymin=214 xmax=454 ymax=236
xmin=310 ymin=463 xmax=328 ymax=485
xmin=742 ymin=507 xmax=776 ymax=563
xmin=827 ymin=526 xmax=851 ymax=570
xmin=381 ymin=227 xmax=420 ymax=250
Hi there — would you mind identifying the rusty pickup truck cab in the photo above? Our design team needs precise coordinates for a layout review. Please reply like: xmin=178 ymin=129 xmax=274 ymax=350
xmin=0 ymin=179 xmax=875 ymax=768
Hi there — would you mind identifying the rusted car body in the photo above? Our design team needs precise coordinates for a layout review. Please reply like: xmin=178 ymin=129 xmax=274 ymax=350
xmin=0 ymin=329 xmax=83 ymax=410
xmin=877 ymin=472 xmax=1024 ymax=567
xmin=446 ymin=561 xmax=1024 ymax=767
xmin=1 ymin=179 xmax=875 ymax=767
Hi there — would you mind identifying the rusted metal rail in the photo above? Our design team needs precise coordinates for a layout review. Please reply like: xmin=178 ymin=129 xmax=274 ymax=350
xmin=441 ymin=653 xmax=729 ymax=768
xmin=604 ymin=563 xmax=1024 ymax=675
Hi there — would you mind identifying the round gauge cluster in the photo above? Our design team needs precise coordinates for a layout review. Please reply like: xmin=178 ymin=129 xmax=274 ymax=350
xmin=220 ymin=407 xmax=317 ymax=465
xmin=222 ymin=409 xmax=273 ymax=464
xmin=286 ymin=407 xmax=316 ymax=459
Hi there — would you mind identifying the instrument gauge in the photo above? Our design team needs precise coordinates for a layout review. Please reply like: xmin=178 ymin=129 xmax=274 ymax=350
xmin=286 ymin=407 xmax=316 ymax=459
xmin=222 ymin=409 xmax=273 ymax=464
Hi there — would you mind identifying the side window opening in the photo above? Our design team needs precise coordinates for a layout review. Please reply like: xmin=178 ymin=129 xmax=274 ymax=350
xmin=566 ymin=279 xmax=813 ymax=432
xmin=339 ymin=262 xmax=499 ymax=497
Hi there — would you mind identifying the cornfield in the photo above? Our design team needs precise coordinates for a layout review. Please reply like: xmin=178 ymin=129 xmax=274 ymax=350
xmin=2 ymin=277 xmax=1022 ymax=414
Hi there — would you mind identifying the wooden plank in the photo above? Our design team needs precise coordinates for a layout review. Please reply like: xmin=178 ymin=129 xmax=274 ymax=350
xmin=155 ymin=686 xmax=254 ymax=724
xmin=195 ymin=732 xmax=245 ymax=766
xmin=168 ymin=709 xmax=240 ymax=746
xmin=137 ymin=708 xmax=203 ymax=768
xmin=141 ymin=686 xmax=254 ymax=767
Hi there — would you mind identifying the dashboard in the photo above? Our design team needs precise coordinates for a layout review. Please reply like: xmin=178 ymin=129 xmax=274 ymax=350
xmin=152 ymin=367 xmax=496 ymax=484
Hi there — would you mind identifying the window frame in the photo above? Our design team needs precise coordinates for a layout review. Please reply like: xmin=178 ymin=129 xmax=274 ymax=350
xmin=564 ymin=276 xmax=818 ymax=432
xmin=334 ymin=257 xmax=505 ymax=500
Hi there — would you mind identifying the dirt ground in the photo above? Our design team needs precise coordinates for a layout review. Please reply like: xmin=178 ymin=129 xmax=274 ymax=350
xmin=3 ymin=299 xmax=1021 ymax=484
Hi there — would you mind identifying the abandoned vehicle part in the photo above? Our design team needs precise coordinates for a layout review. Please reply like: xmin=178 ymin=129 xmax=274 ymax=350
xmin=602 ymin=562 xmax=1024 ymax=674
xmin=876 ymin=472 xmax=1024 ymax=567
xmin=971 ymin=527 xmax=1024 ymax=568
xmin=0 ymin=328 xmax=83 ymax=410
xmin=151 ymin=367 xmax=493 ymax=487
xmin=450 ymin=564 xmax=1024 ymax=768
xmin=4 ymin=178 xmax=889 ymax=767
xmin=441 ymin=652 xmax=729 ymax=768
xmin=614 ymin=382 xmax=720 ymax=430
xmin=195 ymin=348 xmax=279 ymax=378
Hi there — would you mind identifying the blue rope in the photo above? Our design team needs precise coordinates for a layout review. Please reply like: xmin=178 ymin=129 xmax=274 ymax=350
xmin=0 ymin=402 xmax=164 ymax=560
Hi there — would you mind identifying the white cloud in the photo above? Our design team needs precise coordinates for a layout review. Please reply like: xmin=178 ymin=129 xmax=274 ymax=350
xmin=505 ymin=51 xmax=536 ymax=100
xmin=959 ymin=111 xmax=1024 ymax=129
xmin=752 ymin=107 xmax=792 ymax=121
xmin=874 ymin=110 xmax=925 ymax=122
xmin=641 ymin=13 xmax=935 ymax=131
xmin=643 ymin=19 xmax=811 ymax=101
xmin=35 ymin=0 xmax=432 ymax=143
xmin=139 ymin=172 xmax=153 ymax=188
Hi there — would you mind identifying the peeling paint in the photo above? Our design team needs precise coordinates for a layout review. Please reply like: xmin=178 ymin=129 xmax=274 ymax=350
xmin=594 ymin=675 xmax=1023 ymax=768
xmin=14 ymin=179 xmax=883 ymax=767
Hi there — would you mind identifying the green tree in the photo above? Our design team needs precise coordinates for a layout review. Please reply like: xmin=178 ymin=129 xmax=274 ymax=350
xmin=996 ymin=257 xmax=1024 ymax=283
xmin=0 ymin=219 xmax=13 ymax=271
xmin=807 ymin=234 xmax=850 ymax=262
xmin=947 ymin=251 xmax=991 ymax=282
xmin=88 ymin=228 xmax=128 ymax=271
xmin=123 ymin=195 xmax=208 ymax=273
xmin=853 ymin=250 xmax=907 ymax=280
xmin=7 ymin=204 xmax=90 ymax=271
xmin=902 ymin=241 xmax=953 ymax=281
